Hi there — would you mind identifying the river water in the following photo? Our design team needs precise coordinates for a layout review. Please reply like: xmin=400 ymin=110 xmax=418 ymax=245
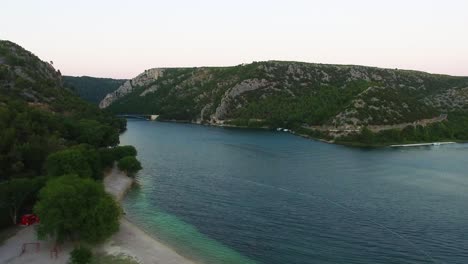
xmin=120 ymin=120 xmax=468 ymax=264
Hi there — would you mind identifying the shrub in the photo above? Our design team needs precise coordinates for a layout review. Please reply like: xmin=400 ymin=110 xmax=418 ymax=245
xmin=99 ymin=146 xmax=137 ymax=169
xmin=70 ymin=246 xmax=92 ymax=264
xmin=117 ymin=156 xmax=142 ymax=176
xmin=112 ymin=146 xmax=137 ymax=160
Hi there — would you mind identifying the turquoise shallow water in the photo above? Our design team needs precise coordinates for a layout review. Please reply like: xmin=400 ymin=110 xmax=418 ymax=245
xmin=120 ymin=120 xmax=468 ymax=264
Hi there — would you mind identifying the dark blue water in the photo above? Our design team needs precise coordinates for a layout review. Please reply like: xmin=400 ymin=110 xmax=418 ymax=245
xmin=120 ymin=120 xmax=468 ymax=264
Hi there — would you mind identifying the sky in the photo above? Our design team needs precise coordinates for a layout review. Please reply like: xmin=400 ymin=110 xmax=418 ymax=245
xmin=1 ymin=0 xmax=467 ymax=78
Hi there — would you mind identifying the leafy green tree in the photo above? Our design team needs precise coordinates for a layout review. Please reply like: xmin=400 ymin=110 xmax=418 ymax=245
xmin=0 ymin=177 xmax=44 ymax=224
xmin=77 ymin=120 xmax=105 ymax=147
xmin=71 ymin=145 xmax=103 ymax=180
xmin=45 ymin=149 xmax=93 ymax=178
xmin=117 ymin=156 xmax=142 ymax=176
xmin=34 ymin=175 xmax=121 ymax=244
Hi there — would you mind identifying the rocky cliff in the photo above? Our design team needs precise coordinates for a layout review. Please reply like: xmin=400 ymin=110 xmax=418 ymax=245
xmin=0 ymin=40 xmax=63 ymax=104
xmin=99 ymin=68 xmax=164 ymax=108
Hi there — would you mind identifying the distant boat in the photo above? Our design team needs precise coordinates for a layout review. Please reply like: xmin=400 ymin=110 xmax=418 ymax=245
xmin=433 ymin=142 xmax=441 ymax=146
xmin=277 ymin=128 xmax=283 ymax=131
xmin=283 ymin=129 xmax=289 ymax=132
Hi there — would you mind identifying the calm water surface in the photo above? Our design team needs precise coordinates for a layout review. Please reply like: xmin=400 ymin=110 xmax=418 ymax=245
xmin=120 ymin=120 xmax=468 ymax=264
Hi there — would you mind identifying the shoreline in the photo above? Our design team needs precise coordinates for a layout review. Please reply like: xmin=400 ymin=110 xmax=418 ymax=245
xmin=149 ymin=119 xmax=463 ymax=148
xmin=102 ymin=166 xmax=197 ymax=264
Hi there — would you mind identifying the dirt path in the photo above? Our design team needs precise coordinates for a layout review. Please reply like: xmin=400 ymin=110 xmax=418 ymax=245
xmin=0 ymin=225 xmax=73 ymax=264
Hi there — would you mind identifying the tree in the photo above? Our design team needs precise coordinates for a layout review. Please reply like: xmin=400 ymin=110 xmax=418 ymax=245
xmin=0 ymin=177 xmax=44 ymax=224
xmin=117 ymin=156 xmax=142 ymax=176
xmin=76 ymin=120 xmax=119 ymax=148
xmin=72 ymin=145 xmax=103 ymax=180
xmin=46 ymin=145 xmax=104 ymax=180
xmin=34 ymin=175 xmax=120 ymax=244
xmin=45 ymin=149 xmax=93 ymax=178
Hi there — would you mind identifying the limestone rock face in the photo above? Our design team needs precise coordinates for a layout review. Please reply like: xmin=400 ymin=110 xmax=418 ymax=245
xmin=140 ymin=84 xmax=159 ymax=97
xmin=213 ymin=79 xmax=268 ymax=120
xmin=99 ymin=68 xmax=164 ymax=108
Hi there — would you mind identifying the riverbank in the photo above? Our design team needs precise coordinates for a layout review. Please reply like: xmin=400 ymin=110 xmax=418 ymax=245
xmin=100 ymin=167 xmax=196 ymax=264
xmin=194 ymin=120 xmax=465 ymax=148
xmin=0 ymin=167 xmax=196 ymax=264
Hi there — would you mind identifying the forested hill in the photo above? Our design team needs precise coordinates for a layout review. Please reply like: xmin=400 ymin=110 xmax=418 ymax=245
xmin=101 ymin=62 xmax=468 ymax=145
xmin=0 ymin=40 xmax=143 ymax=243
xmin=0 ymin=40 xmax=125 ymax=182
xmin=63 ymin=76 xmax=126 ymax=104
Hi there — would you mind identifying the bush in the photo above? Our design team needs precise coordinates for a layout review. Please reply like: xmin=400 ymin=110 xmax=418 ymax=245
xmin=99 ymin=146 xmax=138 ymax=169
xmin=117 ymin=156 xmax=142 ymax=176
xmin=112 ymin=146 xmax=137 ymax=160
xmin=90 ymin=253 xmax=139 ymax=264
xmin=70 ymin=246 xmax=92 ymax=264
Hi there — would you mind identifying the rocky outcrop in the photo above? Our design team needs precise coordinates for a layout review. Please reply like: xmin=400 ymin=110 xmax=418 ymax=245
xmin=0 ymin=40 xmax=63 ymax=104
xmin=213 ymin=79 xmax=269 ymax=120
xmin=140 ymin=84 xmax=159 ymax=96
xmin=99 ymin=68 xmax=164 ymax=108
xmin=425 ymin=87 xmax=468 ymax=111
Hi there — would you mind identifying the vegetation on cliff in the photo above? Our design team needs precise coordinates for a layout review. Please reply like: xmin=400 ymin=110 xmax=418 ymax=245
xmin=63 ymin=76 xmax=125 ymax=105
xmin=102 ymin=61 xmax=468 ymax=146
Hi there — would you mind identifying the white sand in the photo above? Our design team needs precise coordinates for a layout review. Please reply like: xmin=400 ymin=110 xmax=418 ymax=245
xmin=101 ymin=167 xmax=196 ymax=264
xmin=0 ymin=167 xmax=196 ymax=264
xmin=103 ymin=166 xmax=134 ymax=201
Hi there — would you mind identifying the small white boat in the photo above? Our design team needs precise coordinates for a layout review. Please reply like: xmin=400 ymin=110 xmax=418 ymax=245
xmin=277 ymin=128 xmax=283 ymax=131
xmin=283 ymin=129 xmax=289 ymax=132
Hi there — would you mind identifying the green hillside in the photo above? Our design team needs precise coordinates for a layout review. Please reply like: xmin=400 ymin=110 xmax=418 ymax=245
xmin=0 ymin=40 xmax=127 ymax=228
xmin=101 ymin=62 xmax=468 ymax=146
xmin=63 ymin=76 xmax=126 ymax=104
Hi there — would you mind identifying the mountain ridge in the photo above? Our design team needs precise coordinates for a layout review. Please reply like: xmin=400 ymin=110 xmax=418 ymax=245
xmin=99 ymin=61 xmax=468 ymax=145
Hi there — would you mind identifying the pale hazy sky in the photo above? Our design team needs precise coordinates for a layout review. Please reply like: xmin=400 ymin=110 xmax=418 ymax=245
xmin=1 ymin=0 xmax=467 ymax=78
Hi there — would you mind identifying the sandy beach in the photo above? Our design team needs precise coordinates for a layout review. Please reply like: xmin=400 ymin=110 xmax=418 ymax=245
xmin=101 ymin=167 xmax=196 ymax=264
xmin=0 ymin=167 xmax=196 ymax=264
